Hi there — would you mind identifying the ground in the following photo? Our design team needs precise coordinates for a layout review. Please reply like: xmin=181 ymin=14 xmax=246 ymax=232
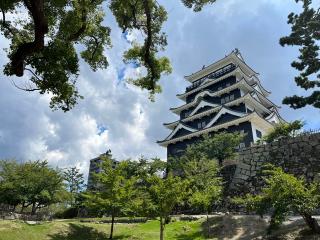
xmin=0 ymin=215 xmax=320 ymax=240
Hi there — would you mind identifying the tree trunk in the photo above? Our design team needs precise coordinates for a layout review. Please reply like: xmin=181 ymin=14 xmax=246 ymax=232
xmin=20 ymin=202 xmax=25 ymax=213
xmin=160 ymin=216 xmax=165 ymax=240
xmin=301 ymin=212 xmax=320 ymax=233
xmin=31 ymin=203 xmax=37 ymax=215
xmin=206 ymin=212 xmax=210 ymax=237
xmin=109 ymin=214 xmax=115 ymax=239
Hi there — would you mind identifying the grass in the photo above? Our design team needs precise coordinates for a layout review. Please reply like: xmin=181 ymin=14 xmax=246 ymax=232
xmin=1 ymin=215 xmax=320 ymax=240
xmin=0 ymin=219 xmax=205 ymax=240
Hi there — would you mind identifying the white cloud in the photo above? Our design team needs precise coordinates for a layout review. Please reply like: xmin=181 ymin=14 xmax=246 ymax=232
xmin=0 ymin=0 xmax=320 ymax=181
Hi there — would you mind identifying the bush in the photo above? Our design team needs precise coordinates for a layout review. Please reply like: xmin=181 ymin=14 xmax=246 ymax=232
xmin=54 ymin=207 xmax=79 ymax=219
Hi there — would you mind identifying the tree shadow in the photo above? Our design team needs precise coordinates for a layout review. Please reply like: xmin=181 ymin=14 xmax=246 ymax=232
xmin=175 ymin=231 xmax=204 ymax=240
xmin=48 ymin=223 xmax=131 ymax=240
xmin=201 ymin=215 xmax=268 ymax=240
xmin=266 ymin=218 xmax=320 ymax=240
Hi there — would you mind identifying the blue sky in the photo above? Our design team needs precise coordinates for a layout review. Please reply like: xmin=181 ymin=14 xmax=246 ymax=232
xmin=0 ymin=0 xmax=319 ymax=178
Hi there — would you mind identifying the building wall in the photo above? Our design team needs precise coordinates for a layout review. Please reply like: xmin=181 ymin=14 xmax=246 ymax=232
xmin=167 ymin=121 xmax=254 ymax=159
xmin=230 ymin=132 xmax=320 ymax=193
xmin=185 ymin=76 xmax=237 ymax=103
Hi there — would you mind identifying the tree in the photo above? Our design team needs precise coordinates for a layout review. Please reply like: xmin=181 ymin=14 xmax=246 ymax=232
xmin=0 ymin=160 xmax=23 ymax=211
xmin=0 ymin=159 xmax=65 ymax=215
xmin=184 ymin=156 xmax=222 ymax=237
xmin=170 ymin=132 xmax=243 ymax=168
xmin=63 ymin=167 xmax=85 ymax=207
xmin=0 ymin=0 xmax=217 ymax=111
xmin=260 ymin=120 xmax=304 ymax=143
xmin=280 ymin=0 xmax=320 ymax=109
xmin=18 ymin=160 xmax=65 ymax=215
xmin=234 ymin=165 xmax=320 ymax=234
xmin=146 ymin=172 xmax=188 ymax=240
xmin=84 ymin=156 xmax=138 ymax=239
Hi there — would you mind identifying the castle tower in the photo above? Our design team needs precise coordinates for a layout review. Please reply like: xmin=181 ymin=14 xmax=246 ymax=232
xmin=157 ymin=49 xmax=286 ymax=158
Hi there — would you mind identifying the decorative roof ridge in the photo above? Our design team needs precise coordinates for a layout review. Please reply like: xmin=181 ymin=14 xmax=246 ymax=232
xmin=254 ymin=90 xmax=281 ymax=109
xmin=184 ymin=50 xmax=258 ymax=82
xmin=177 ymin=65 xmax=255 ymax=99
xmin=158 ymin=112 xmax=273 ymax=146
xmin=172 ymin=78 xmax=248 ymax=112
xmin=251 ymin=81 xmax=271 ymax=95
xmin=265 ymin=109 xmax=287 ymax=123
xmin=163 ymin=121 xmax=197 ymax=142
xmin=205 ymin=106 xmax=247 ymax=128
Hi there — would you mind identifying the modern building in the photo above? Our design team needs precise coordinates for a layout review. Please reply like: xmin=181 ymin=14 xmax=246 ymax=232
xmin=157 ymin=49 xmax=286 ymax=158
xmin=87 ymin=150 xmax=118 ymax=189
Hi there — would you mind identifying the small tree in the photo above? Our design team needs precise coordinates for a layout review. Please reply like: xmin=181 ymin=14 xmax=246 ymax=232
xmin=184 ymin=156 xmax=222 ymax=237
xmin=63 ymin=167 xmax=85 ymax=207
xmin=147 ymin=172 xmax=188 ymax=240
xmin=261 ymin=120 xmax=304 ymax=143
xmin=186 ymin=132 xmax=243 ymax=165
xmin=235 ymin=165 xmax=320 ymax=234
xmin=84 ymin=156 xmax=137 ymax=239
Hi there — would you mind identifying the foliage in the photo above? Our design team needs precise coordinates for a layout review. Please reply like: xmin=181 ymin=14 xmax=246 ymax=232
xmin=146 ymin=172 xmax=189 ymax=240
xmin=63 ymin=167 xmax=85 ymax=207
xmin=261 ymin=120 xmax=304 ymax=143
xmin=280 ymin=0 xmax=320 ymax=109
xmin=170 ymin=132 xmax=243 ymax=169
xmin=234 ymin=165 xmax=320 ymax=233
xmin=0 ymin=0 xmax=217 ymax=111
xmin=83 ymin=155 xmax=138 ymax=239
xmin=184 ymin=156 xmax=222 ymax=237
xmin=0 ymin=159 xmax=66 ymax=214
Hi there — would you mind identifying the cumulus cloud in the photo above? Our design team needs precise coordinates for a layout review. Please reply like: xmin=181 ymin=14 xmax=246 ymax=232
xmin=0 ymin=0 xmax=319 ymax=180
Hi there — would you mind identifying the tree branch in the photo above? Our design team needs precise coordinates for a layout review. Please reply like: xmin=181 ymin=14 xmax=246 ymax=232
xmin=10 ymin=0 xmax=48 ymax=77
xmin=143 ymin=0 xmax=156 ymax=91
xmin=11 ymin=80 xmax=40 ymax=92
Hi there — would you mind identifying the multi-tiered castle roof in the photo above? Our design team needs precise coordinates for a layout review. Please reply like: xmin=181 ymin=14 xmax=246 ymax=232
xmin=158 ymin=49 xmax=286 ymax=157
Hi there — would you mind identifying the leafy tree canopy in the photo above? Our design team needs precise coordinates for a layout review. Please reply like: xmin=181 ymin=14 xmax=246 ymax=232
xmin=63 ymin=167 xmax=85 ymax=206
xmin=234 ymin=165 xmax=320 ymax=233
xmin=280 ymin=0 xmax=320 ymax=109
xmin=260 ymin=120 xmax=304 ymax=143
xmin=0 ymin=159 xmax=65 ymax=214
xmin=0 ymin=0 xmax=216 ymax=111
xmin=83 ymin=156 xmax=138 ymax=239
xmin=170 ymin=132 xmax=243 ymax=169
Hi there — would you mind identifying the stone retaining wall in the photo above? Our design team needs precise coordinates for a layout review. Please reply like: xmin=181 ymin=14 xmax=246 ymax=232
xmin=230 ymin=132 xmax=320 ymax=193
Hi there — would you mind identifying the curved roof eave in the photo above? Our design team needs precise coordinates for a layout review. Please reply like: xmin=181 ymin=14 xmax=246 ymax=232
xmin=184 ymin=51 xmax=258 ymax=83
xmin=157 ymin=112 xmax=273 ymax=147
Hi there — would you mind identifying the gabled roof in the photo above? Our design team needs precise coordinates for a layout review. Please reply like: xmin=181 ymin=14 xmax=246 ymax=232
xmin=184 ymin=49 xmax=258 ymax=83
xmin=163 ymin=122 xmax=197 ymax=141
xmin=158 ymin=112 xmax=274 ymax=147
xmin=189 ymin=100 xmax=219 ymax=116
xmin=205 ymin=107 xmax=246 ymax=128
xmin=177 ymin=65 xmax=257 ymax=101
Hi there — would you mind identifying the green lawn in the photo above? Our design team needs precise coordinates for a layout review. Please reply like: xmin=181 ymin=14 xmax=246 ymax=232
xmin=1 ymin=215 xmax=318 ymax=240
xmin=0 ymin=219 xmax=206 ymax=240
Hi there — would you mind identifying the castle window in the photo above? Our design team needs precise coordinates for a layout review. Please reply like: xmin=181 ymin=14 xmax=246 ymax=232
xmin=198 ymin=122 xmax=202 ymax=129
xmin=230 ymin=94 xmax=234 ymax=101
xmin=225 ymin=96 xmax=230 ymax=102
xmin=221 ymin=98 xmax=225 ymax=104
xmin=256 ymin=129 xmax=262 ymax=139
xmin=239 ymin=142 xmax=245 ymax=148
xmin=226 ymin=83 xmax=230 ymax=87
xmin=201 ymin=121 xmax=206 ymax=128
xmin=218 ymin=87 xmax=222 ymax=91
